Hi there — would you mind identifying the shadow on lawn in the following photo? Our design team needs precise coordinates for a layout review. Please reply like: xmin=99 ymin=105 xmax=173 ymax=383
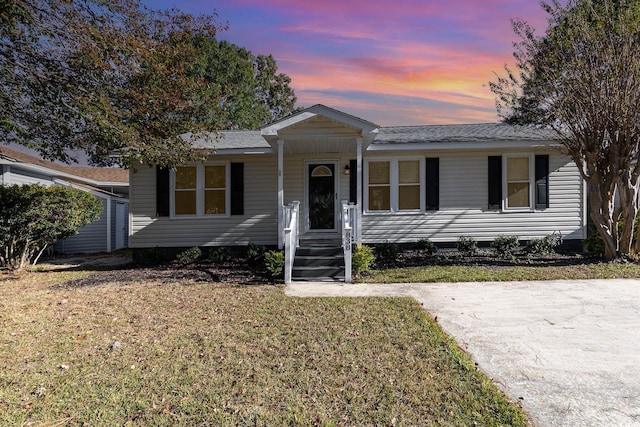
xmin=46 ymin=262 xmax=266 ymax=290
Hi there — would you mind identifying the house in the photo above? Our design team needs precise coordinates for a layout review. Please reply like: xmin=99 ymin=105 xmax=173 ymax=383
xmin=0 ymin=146 xmax=130 ymax=254
xmin=129 ymin=105 xmax=586 ymax=282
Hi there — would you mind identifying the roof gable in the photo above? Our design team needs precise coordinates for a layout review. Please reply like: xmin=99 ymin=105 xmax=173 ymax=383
xmin=261 ymin=104 xmax=379 ymax=138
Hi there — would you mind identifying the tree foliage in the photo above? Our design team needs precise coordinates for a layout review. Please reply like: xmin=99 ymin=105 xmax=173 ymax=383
xmin=1 ymin=1 xmax=298 ymax=168
xmin=0 ymin=184 xmax=103 ymax=271
xmin=192 ymin=39 xmax=297 ymax=129
xmin=490 ymin=0 xmax=640 ymax=259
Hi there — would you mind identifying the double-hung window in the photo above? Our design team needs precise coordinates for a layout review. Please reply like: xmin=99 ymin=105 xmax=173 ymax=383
xmin=172 ymin=163 xmax=229 ymax=217
xmin=366 ymin=158 xmax=424 ymax=213
xmin=505 ymin=156 xmax=532 ymax=209
xmin=488 ymin=154 xmax=549 ymax=211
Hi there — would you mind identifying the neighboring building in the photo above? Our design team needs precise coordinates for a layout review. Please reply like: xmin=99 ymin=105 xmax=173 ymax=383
xmin=128 ymin=104 xmax=586 ymax=281
xmin=0 ymin=146 xmax=130 ymax=254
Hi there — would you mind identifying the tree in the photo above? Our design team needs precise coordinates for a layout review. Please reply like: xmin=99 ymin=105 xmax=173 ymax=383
xmin=1 ymin=0 xmax=226 ymax=168
xmin=192 ymin=39 xmax=297 ymax=129
xmin=0 ymin=185 xmax=103 ymax=271
xmin=490 ymin=0 xmax=640 ymax=260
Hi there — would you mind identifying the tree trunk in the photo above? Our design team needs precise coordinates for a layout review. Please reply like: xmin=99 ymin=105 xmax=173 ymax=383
xmin=586 ymin=178 xmax=618 ymax=260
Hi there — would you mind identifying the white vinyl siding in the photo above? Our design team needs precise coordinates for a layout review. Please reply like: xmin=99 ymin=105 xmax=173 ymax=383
xmin=129 ymin=150 xmax=584 ymax=248
xmin=361 ymin=151 xmax=584 ymax=243
xmin=130 ymin=155 xmax=278 ymax=247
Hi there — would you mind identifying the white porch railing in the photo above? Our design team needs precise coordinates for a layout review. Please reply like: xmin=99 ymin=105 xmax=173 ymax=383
xmin=283 ymin=201 xmax=300 ymax=284
xmin=341 ymin=201 xmax=358 ymax=283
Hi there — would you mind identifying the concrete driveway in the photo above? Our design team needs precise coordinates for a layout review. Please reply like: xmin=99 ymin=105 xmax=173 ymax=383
xmin=286 ymin=279 xmax=640 ymax=426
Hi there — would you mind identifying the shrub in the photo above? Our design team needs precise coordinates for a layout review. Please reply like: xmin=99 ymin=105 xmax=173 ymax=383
xmin=0 ymin=184 xmax=103 ymax=271
xmin=208 ymin=247 xmax=231 ymax=263
xmin=526 ymin=234 xmax=560 ymax=255
xmin=375 ymin=242 xmax=399 ymax=267
xmin=491 ymin=235 xmax=520 ymax=258
xmin=138 ymin=247 xmax=170 ymax=266
xmin=176 ymin=247 xmax=202 ymax=265
xmin=456 ymin=236 xmax=478 ymax=256
xmin=264 ymin=250 xmax=285 ymax=282
xmin=352 ymin=244 xmax=374 ymax=275
xmin=583 ymin=232 xmax=604 ymax=256
xmin=416 ymin=238 xmax=438 ymax=257
xmin=245 ymin=243 xmax=266 ymax=263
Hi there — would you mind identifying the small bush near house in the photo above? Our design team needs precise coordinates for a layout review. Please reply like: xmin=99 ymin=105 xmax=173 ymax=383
xmin=176 ymin=247 xmax=202 ymax=265
xmin=416 ymin=238 xmax=438 ymax=257
xmin=352 ymin=244 xmax=375 ymax=275
xmin=491 ymin=235 xmax=520 ymax=258
xmin=0 ymin=184 xmax=102 ymax=271
xmin=208 ymin=247 xmax=231 ymax=264
xmin=526 ymin=234 xmax=560 ymax=255
xmin=245 ymin=243 xmax=266 ymax=263
xmin=375 ymin=242 xmax=399 ymax=267
xmin=456 ymin=236 xmax=478 ymax=256
xmin=264 ymin=250 xmax=285 ymax=282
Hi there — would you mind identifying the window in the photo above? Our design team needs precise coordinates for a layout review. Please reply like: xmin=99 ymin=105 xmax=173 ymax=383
xmin=366 ymin=158 xmax=424 ymax=213
xmin=175 ymin=166 xmax=197 ymax=215
xmin=172 ymin=163 xmax=229 ymax=217
xmin=368 ymin=161 xmax=391 ymax=211
xmin=398 ymin=160 xmax=420 ymax=210
xmin=204 ymin=165 xmax=226 ymax=214
xmin=489 ymin=154 xmax=550 ymax=211
xmin=506 ymin=156 xmax=531 ymax=209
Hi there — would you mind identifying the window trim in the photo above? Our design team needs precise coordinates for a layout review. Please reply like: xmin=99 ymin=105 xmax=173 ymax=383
xmin=170 ymin=162 xmax=231 ymax=218
xmin=502 ymin=153 xmax=535 ymax=212
xmin=364 ymin=157 xmax=425 ymax=214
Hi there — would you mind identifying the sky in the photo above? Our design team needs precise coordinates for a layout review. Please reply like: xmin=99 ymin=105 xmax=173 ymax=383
xmin=145 ymin=0 xmax=558 ymax=126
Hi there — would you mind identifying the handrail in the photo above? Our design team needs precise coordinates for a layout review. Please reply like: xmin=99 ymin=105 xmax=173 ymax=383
xmin=283 ymin=201 xmax=300 ymax=284
xmin=341 ymin=201 xmax=358 ymax=283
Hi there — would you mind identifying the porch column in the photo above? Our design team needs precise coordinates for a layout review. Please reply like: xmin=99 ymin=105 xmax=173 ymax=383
xmin=277 ymin=138 xmax=284 ymax=249
xmin=356 ymin=136 xmax=363 ymax=244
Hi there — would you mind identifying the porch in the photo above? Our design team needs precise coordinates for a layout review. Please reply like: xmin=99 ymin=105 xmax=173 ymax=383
xmin=260 ymin=105 xmax=379 ymax=283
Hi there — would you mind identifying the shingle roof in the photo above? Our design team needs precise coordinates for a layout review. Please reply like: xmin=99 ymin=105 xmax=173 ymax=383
xmin=185 ymin=131 xmax=269 ymax=150
xmin=0 ymin=146 xmax=129 ymax=183
xmin=373 ymin=123 xmax=559 ymax=144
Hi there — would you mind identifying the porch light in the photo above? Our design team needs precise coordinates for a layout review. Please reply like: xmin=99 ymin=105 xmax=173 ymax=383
xmin=344 ymin=164 xmax=351 ymax=175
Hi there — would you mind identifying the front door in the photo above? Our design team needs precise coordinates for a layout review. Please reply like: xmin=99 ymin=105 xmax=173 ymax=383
xmin=308 ymin=162 xmax=336 ymax=231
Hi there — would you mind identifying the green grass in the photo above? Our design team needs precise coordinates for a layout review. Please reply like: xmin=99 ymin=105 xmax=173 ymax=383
xmin=361 ymin=260 xmax=640 ymax=283
xmin=0 ymin=269 xmax=530 ymax=426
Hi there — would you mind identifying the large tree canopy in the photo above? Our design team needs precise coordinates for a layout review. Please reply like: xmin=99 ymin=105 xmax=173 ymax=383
xmin=192 ymin=39 xmax=297 ymax=130
xmin=1 ymin=0 xmax=297 ymax=168
xmin=490 ymin=0 xmax=640 ymax=259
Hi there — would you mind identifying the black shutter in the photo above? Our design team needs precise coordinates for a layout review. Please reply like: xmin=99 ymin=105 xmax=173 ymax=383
xmin=425 ymin=157 xmax=439 ymax=211
xmin=488 ymin=156 xmax=502 ymax=210
xmin=535 ymin=155 xmax=549 ymax=209
xmin=156 ymin=166 xmax=170 ymax=217
xmin=349 ymin=159 xmax=357 ymax=204
xmin=230 ymin=163 xmax=244 ymax=215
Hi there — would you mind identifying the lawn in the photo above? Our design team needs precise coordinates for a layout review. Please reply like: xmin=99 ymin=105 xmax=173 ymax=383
xmin=0 ymin=266 xmax=530 ymax=426
xmin=360 ymin=251 xmax=640 ymax=283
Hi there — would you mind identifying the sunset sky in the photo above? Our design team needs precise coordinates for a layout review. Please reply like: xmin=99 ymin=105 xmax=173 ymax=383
xmin=152 ymin=1 xmax=558 ymax=126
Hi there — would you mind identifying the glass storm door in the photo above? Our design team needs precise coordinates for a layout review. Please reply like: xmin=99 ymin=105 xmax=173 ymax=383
xmin=308 ymin=163 xmax=336 ymax=230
